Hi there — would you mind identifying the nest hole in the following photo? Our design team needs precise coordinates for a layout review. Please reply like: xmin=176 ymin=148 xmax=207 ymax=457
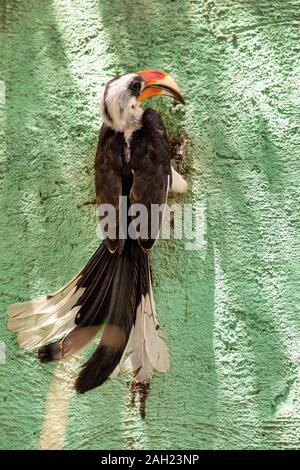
xmin=169 ymin=134 xmax=190 ymax=176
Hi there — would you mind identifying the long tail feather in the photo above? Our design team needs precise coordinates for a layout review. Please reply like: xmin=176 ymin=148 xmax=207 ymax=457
xmin=16 ymin=307 xmax=81 ymax=350
xmin=7 ymin=240 xmax=170 ymax=393
xmin=38 ymin=325 xmax=100 ymax=362
xmin=8 ymin=286 xmax=85 ymax=333
xmin=122 ymin=259 xmax=170 ymax=382
xmin=7 ymin=274 xmax=81 ymax=319
xmin=75 ymin=241 xmax=141 ymax=393
xmin=7 ymin=244 xmax=112 ymax=350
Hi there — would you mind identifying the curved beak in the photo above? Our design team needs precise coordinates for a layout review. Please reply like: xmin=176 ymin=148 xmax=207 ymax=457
xmin=137 ymin=70 xmax=185 ymax=104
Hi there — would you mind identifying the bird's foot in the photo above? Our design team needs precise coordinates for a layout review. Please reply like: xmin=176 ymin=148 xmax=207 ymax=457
xmin=129 ymin=379 xmax=150 ymax=419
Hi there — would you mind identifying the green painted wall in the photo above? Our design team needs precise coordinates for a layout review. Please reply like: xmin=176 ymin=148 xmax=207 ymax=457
xmin=1 ymin=0 xmax=300 ymax=450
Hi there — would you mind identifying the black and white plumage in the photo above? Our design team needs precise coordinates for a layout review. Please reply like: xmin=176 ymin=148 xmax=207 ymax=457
xmin=7 ymin=70 xmax=187 ymax=394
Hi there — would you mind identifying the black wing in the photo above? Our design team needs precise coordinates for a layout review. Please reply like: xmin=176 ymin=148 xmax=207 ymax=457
xmin=130 ymin=109 xmax=172 ymax=250
xmin=95 ymin=124 xmax=125 ymax=253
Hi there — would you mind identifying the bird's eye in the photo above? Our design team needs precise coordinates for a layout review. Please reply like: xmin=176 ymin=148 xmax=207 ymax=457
xmin=129 ymin=80 xmax=141 ymax=95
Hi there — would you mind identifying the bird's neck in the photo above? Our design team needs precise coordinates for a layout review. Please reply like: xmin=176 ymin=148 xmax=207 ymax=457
xmin=120 ymin=106 xmax=143 ymax=135
xmin=103 ymin=103 xmax=144 ymax=135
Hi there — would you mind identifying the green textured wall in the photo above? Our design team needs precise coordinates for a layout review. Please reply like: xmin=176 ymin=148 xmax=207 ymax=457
xmin=1 ymin=0 xmax=300 ymax=450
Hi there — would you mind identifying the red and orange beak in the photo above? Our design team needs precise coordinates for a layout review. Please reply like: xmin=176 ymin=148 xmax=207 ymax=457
xmin=137 ymin=70 xmax=185 ymax=104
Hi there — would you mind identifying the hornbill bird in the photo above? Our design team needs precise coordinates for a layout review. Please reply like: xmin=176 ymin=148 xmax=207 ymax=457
xmin=7 ymin=70 xmax=187 ymax=393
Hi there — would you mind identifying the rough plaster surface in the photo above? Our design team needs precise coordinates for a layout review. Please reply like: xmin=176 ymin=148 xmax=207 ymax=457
xmin=1 ymin=0 xmax=300 ymax=450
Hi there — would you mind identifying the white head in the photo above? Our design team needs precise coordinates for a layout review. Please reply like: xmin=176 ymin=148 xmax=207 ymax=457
xmin=100 ymin=73 xmax=144 ymax=133
xmin=100 ymin=70 xmax=185 ymax=134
